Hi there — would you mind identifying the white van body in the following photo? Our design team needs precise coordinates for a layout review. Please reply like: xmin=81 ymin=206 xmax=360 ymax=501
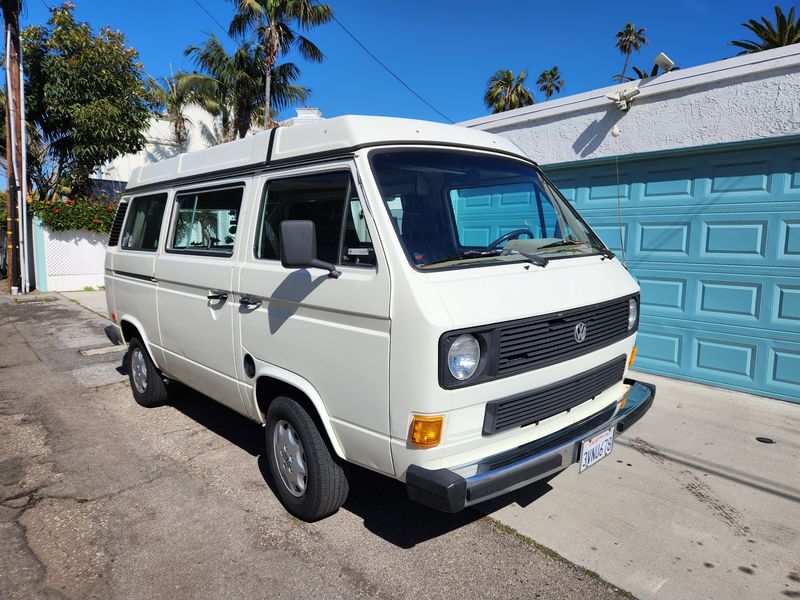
xmin=105 ymin=115 xmax=654 ymax=518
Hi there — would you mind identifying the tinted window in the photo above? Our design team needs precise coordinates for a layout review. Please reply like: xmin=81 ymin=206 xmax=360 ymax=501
xmin=171 ymin=187 xmax=243 ymax=256
xmin=121 ymin=193 xmax=167 ymax=251
xmin=257 ymin=172 xmax=375 ymax=267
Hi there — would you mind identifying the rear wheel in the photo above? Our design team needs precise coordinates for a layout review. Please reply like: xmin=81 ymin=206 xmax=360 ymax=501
xmin=127 ymin=338 xmax=169 ymax=408
xmin=265 ymin=396 xmax=348 ymax=521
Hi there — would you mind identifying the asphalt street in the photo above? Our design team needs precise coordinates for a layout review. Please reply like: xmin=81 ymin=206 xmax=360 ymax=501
xmin=0 ymin=292 xmax=628 ymax=600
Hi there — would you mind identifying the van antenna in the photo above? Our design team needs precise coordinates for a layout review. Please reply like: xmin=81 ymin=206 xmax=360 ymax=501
xmin=615 ymin=155 xmax=627 ymax=266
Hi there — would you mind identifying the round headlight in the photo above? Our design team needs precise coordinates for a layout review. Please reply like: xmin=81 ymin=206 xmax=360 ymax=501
xmin=447 ymin=334 xmax=480 ymax=381
xmin=628 ymin=297 xmax=639 ymax=330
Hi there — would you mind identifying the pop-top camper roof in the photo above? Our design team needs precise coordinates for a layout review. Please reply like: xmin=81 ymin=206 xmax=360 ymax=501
xmin=124 ymin=115 xmax=528 ymax=192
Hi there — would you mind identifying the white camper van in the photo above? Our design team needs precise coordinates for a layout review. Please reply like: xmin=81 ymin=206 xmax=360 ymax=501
xmin=104 ymin=115 xmax=654 ymax=520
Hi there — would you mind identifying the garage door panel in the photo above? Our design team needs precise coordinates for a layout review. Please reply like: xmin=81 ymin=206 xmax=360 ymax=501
xmin=545 ymin=141 xmax=800 ymax=402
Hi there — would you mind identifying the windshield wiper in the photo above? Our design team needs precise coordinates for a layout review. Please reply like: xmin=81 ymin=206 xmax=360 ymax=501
xmin=538 ymin=239 xmax=616 ymax=260
xmin=538 ymin=239 xmax=585 ymax=250
xmin=419 ymin=249 xmax=503 ymax=267
xmin=506 ymin=249 xmax=548 ymax=267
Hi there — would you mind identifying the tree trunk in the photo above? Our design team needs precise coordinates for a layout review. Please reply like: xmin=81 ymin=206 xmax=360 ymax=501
xmin=264 ymin=24 xmax=279 ymax=128
xmin=620 ymin=53 xmax=631 ymax=80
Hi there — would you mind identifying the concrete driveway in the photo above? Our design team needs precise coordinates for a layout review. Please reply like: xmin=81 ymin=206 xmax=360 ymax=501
xmin=4 ymin=290 xmax=799 ymax=599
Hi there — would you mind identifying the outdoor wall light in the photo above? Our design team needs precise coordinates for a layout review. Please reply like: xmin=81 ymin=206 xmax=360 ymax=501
xmin=606 ymin=87 xmax=641 ymax=111
xmin=655 ymin=52 xmax=675 ymax=72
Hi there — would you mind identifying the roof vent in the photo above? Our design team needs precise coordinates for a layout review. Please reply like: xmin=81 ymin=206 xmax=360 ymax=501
xmin=286 ymin=107 xmax=323 ymax=126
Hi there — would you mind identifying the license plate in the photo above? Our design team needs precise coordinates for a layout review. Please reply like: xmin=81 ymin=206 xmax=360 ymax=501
xmin=579 ymin=428 xmax=615 ymax=473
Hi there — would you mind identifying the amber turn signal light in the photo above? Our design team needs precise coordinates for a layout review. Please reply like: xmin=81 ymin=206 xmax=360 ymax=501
xmin=409 ymin=415 xmax=443 ymax=447
xmin=628 ymin=346 xmax=637 ymax=368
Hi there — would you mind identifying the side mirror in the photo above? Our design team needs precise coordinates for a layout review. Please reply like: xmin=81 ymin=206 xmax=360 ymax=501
xmin=279 ymin=220 xmax=341 ymax=279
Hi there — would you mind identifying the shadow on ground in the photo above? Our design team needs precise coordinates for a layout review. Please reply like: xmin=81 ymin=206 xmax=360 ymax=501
xmin=152 ymin=382 xmax=557 ymax=548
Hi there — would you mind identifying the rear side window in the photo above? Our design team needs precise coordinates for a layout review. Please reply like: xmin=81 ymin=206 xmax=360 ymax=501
xmin=256 ymin=171 xmax=375 ymax=267
xmin=121 ymin=193 xmax=167 ymax=251
xmin=170 ymin=187 xmax=243 ymax=256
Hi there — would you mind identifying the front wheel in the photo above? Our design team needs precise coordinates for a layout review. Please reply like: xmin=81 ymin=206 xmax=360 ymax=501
xmin=265 ymin=396 xmax=349 ymax=521
xmin=127 ymin=338 xmax=169 ymax=408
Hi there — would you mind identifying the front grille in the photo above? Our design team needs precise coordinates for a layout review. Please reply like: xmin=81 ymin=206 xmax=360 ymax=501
xmin=497 ymin=296 xmax=633 ymax=376
xmin=483 ymin=355 xmax=626 ymax=435
xmin=107 ymin=202 xmax=128 ymax=247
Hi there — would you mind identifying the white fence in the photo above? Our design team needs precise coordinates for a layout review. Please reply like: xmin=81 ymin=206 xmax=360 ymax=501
xmin=36 ymin=222 xmax=107 ymax=291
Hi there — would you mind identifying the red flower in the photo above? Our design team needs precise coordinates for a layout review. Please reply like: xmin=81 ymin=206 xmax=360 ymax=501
xmin=53 ymin=208 xmax=60 ymax=213
xmin=91 ymin=218 xmax=99 ymax=223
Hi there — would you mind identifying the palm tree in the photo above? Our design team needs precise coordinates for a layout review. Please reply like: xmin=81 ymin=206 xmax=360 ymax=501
xmin=149 ymin=70 xmax=218 ymax=152
xmin=228 ymin=0 xmax=332 ymax=122
xmin=730 ymin=5 xmax=800 ymax=54
xmin=614 ymin=22 xmax=648 ymax=82
xmin=536 ymin=66 xmax=564 ymax=99
xmin=484 ymin=70 xmax=535 ymax=114
xmin=185 ymin=34 xmax=309 ymax=140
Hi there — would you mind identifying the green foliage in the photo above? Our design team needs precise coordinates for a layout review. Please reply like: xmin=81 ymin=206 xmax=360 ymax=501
xmin=227 ymin=0 xmax=332 ymax=121
xmin=28 ymin=194 xmax=116 ymax=234
xmin=613 ymin=22 xmax=648 ymax=82
xmin=149 ymin=70 xmax=218 ymax=152
xmin=19 ymin=3 xmax=154 ymax=201
xmin=484 ymin=70 xmax=535 ymax=114
xmin=730 ymin=5 xmax=800 ymax=54
xmin=536 ymin=66 xmax=565 ymax=99
xmin=184 ymin=34 xmax=308 ymax=140
xmin=0 ymin=190 xmax=7 ymax=226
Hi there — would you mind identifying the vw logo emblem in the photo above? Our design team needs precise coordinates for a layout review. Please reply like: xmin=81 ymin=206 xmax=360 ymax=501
xmin=574 ymin=322 xmax=587 ymax=343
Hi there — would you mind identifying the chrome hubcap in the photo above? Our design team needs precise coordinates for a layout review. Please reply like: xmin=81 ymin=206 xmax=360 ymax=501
xmin=273 ymin=420 xmax=307 ymax=497
xmin=131 ymin=347 xmax=148 ymax=394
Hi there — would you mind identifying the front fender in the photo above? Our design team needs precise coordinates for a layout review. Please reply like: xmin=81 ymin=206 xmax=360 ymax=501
xmin=252 ymin=364 xmax=346 ymax=461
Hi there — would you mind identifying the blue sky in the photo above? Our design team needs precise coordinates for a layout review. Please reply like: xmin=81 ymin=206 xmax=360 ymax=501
xmin=20 ymin=0 xmax=785 ymax=123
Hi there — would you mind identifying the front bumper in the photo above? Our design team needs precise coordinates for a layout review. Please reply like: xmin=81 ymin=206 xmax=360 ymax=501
xmin=406 ymin=378 xmax=655 ymax=512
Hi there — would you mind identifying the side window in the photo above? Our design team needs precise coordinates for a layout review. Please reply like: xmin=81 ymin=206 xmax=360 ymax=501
xmin=121 ymin=193 xmax=167 ymax=251
xmin=171 ymin=187 xmax=243 ymax=256
xmin=256 ymin=171 xmax=375 ymax=267
xmin=341 ymin=185 xmax=376 ymax=267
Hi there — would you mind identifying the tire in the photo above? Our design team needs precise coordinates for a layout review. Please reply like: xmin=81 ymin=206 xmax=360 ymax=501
xmin=265 ymin=396 xmax=349 ymax=521
xmin=127 ymin=337 xmax=169 ymax=408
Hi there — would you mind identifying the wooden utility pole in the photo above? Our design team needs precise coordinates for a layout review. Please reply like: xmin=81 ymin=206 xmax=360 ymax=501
xmin=2 ymin=0 xmax=22 ymax=294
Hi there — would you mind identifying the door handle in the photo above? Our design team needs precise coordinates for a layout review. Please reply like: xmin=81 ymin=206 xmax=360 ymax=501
xmin=239 ymin=296 xmax=262 ymax=309
xmin=207 ymin=290 xmax=228 ymax=301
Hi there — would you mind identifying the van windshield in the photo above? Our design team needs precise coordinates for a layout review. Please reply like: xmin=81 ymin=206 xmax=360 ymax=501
xmin=370 ymin=149 xmax=609 ymax=270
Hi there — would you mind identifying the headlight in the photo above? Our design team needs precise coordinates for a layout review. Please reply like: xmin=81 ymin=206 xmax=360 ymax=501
xmin=628 ymin=297 xmax=639 ymax=330
xmin=447 ymin=334 xmax=480 ymax=380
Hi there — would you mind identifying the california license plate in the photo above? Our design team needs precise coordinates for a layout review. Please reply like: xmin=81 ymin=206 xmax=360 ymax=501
xmin=579 ymin=428 xmax=615 ymax=473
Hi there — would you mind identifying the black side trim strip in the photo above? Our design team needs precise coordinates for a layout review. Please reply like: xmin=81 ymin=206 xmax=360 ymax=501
xmin=113 ymin=270 xmax=156 ymax=282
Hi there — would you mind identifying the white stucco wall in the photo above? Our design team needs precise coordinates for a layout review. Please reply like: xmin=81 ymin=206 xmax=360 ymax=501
xmin=98 ymin=105 xmax=223 ymax=183
xmin=461 ymin=45 xmax=800 ymax=165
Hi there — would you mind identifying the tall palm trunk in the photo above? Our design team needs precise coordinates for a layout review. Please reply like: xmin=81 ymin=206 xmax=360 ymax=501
xmin=264 ymin=24 xmax=279 ymax=126
xmin=620 ymin=52 xmax=631 ymax=80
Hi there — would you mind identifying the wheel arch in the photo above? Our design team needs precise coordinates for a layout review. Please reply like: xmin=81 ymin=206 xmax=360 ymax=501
xmin=253 ymin=367 xmax=346 ymax=461
xmin=117 ymin=316 xmax=164 ymax=371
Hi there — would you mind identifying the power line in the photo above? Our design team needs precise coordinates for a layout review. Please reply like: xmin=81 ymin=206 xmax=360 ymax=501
xmin=331 ymin=15 xmax=453 ymax=123
xmin=190 ymin=0 xmax=229 ymax=37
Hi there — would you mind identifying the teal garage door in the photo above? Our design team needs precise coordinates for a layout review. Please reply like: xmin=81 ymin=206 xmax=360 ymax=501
xmin=545 ymin=139 xmax=800 ymax=403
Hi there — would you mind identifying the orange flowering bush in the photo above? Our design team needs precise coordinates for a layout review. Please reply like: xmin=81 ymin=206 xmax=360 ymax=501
xmin=29 ymin=195 xmax=116 ymax=234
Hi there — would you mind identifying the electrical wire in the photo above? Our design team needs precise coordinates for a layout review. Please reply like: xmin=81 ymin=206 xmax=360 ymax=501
xmin=190 ymin=0 xmax=229 ymax=36
xmin=331 ymin=15 xmax=453 ymax=123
